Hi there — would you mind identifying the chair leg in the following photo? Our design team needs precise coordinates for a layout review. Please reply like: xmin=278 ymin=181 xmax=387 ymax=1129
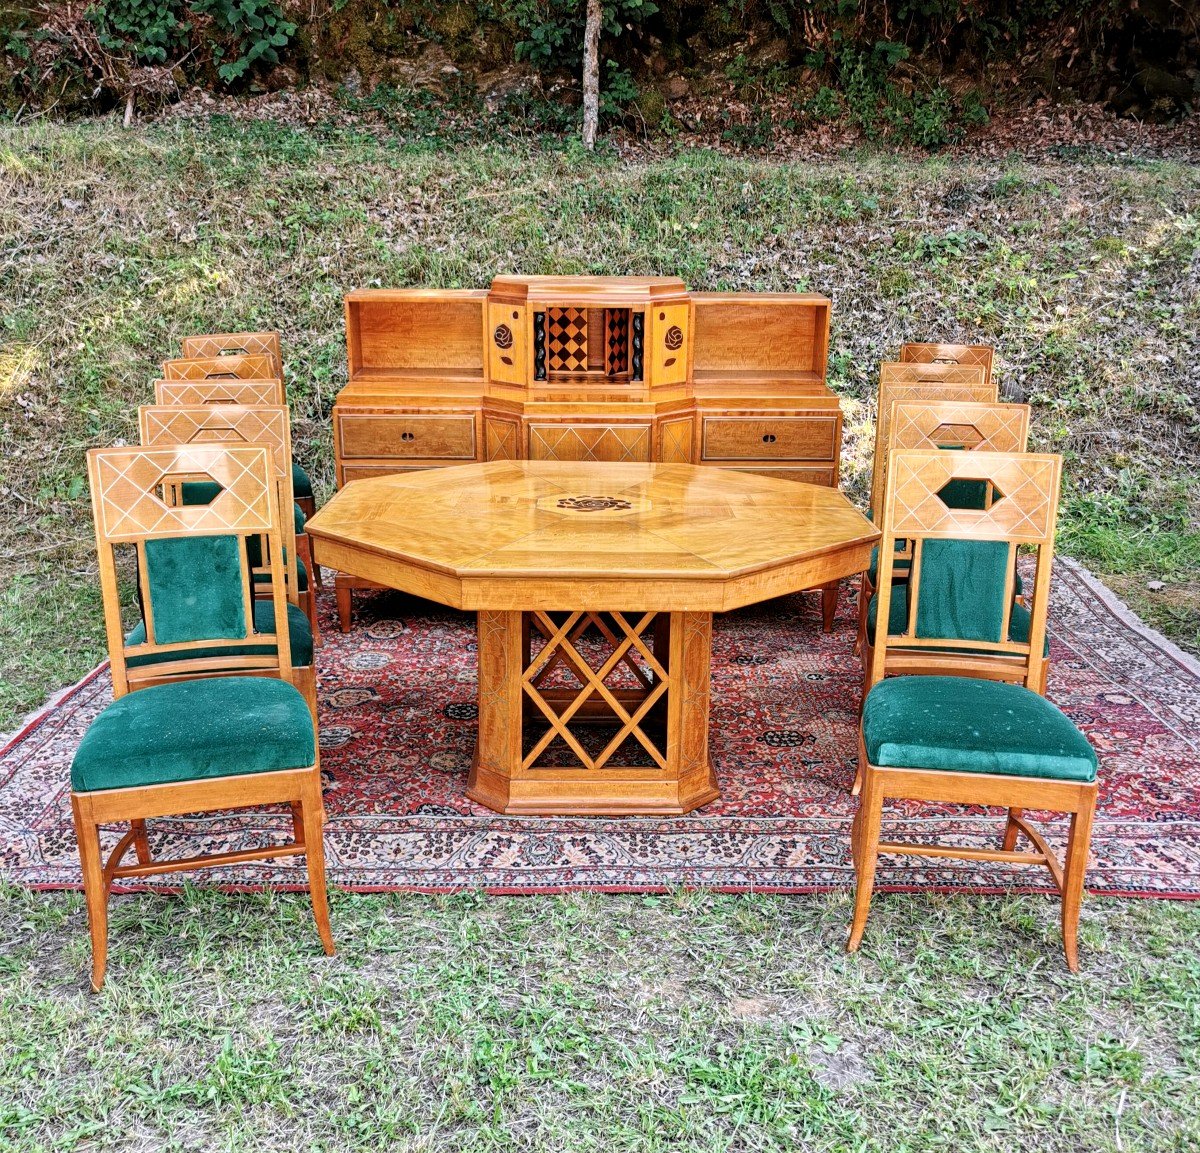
xmin=299 ymin=777 xmax=335 ymax=956
xmin=336 ymin=583 xmax=353 ymax=633
xmin=820 ymin=580 xmax=839 ymax=633
xmin=71 ymin=796 xmax=109 ymax=992
xmin=295 ymin=665 xmax=319 ymax=726
xmin=847 ymin=770 xmax=884 ymax=953
xmin=132 ymin=819 xmax=152 ymax=865
xmin=1061 ymin=790 xmax=1097 ymax=972
xmin=1002 ymin=807 xmax=1022 ymax=852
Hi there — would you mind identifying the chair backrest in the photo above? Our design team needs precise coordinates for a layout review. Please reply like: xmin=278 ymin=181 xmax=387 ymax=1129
xmin=181 ymin=331 xmax=282 ymax=377
xmin=87 ymin=443 xmax=293 ymax=698
xmin=870 ymin=448 xmax=1062 ymax=692
xmin=137 ymin=404 xmax=300 ymax=606
xmin=882 ymin=399 xmax=1031 ymax=515
xmin=869 ymin=372 xmax=999 ymax=519
xmin=153 ymin=378 xmax=285 ymax=406
xmin=878 ymin=362 xmax=989 ymax=387
xmin=161 ymin=354 xmax=275 ymax=381
xmin=899 ymin=342 xmax=994 ymax=380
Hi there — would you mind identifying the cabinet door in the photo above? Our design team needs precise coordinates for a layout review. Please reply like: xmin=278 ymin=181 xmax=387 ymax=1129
xmin=646 ymin=303 xmax=689 ymax=387
xmin=488 ymin=302 xmax=527 ymax=385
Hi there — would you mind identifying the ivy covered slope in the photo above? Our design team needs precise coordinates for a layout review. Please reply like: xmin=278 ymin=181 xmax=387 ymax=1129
xmin=0 ymin=114 xmax=1197 ymax=728
xmin=2 ymin=1 xmax=1197 ymax=136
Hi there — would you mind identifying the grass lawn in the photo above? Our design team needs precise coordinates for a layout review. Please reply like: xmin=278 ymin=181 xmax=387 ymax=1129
xmin=1 ymin=110 xmax=1198 ymax=1151
xmin=3 ymin=884 xmax=1199 ymax=1152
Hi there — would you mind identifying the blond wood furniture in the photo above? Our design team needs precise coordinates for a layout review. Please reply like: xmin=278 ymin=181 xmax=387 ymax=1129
xmin=161 ymin=353 xmax=276 ymax=381
xmin=76 ymin=443 xmax=333 ymax=989
xmin=850 ymin=447 xmax=1098 ymax=971
xmin=306 ymin=460 xmax=878 ymax=816
xmin=900 ymin=342 xmax=994 ymax=382
xmin=869 ymin=367 xmax=996 ymax=520
xmin=332 ymin=276 xmax=845 ymax=632
xmin=154 ymin=378 xmax=284 ymax=406
xmin=136 ymin=403 xmax=321 ymax=650
xmin=181 ymin=331 xmax=283 ymax=376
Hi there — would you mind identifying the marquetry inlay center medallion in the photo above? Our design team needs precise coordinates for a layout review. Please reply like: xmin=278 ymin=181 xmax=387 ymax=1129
xmin=535 ymin=492 xmax=651 ymax=516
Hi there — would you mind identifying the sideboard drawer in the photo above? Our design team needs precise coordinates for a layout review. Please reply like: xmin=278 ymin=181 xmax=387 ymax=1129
xmin=700 ymin=416 xmax=837 ymax=461
xmin=339 ymin=413 xmax=476 ymax=460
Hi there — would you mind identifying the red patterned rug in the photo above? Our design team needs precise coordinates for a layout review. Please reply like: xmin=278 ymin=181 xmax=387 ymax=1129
xmin=3 ymin=559 xmax=1199 ymax=896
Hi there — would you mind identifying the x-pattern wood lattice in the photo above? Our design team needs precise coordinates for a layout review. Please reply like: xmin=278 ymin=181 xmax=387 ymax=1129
xmin=181 ymin=332 xmax=283 ymax=375
xmin=161 ymin=354 xmax=276 ymax=381
xmin=521 ymin=611 xmax=668 ymax=773
xmin=155 ymin=379 xmax=284 ymax=407
xmin=870 ymin=376 xmax=998 ymax=518
xmin=90 ymin=445 xmax=274 ymax=542
xmin=888 ymin=451 xmax=1059 ymax=543
xmin=530 ymin=425 xmax=651 ymax=462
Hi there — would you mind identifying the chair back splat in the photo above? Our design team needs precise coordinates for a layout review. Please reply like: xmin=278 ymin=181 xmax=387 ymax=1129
xmin=87 ymin=442 xmax=294 ymax=698
xmin=153 ymin=378 xmax=285 ymax=406
xmin=899 ymin=341 xmax=994 ymax=381
xmin=160 ymin=353 xmax=276 ymax=381
xmin=181 ymin=331 xmax=283 ymax=378
xmin=868 ymin=448 xmax=1062 ymax=696
xmin=869 ymin=367 xmax=996 ymax=520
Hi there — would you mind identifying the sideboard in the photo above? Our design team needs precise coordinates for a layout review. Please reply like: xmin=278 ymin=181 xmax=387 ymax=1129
xmin=331 ymin=275 xmax=844 ymax=629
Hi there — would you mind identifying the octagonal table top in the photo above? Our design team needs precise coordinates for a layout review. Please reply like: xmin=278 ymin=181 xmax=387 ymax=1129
xmin=305 ymin=461 xmax=879 ymax=612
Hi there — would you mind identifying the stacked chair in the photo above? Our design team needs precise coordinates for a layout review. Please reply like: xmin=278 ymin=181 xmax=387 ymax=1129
xmin=68 ymin=332 xmax=332 ymax=990
xmin=848 ymin=343 xmax=1099 ymax=970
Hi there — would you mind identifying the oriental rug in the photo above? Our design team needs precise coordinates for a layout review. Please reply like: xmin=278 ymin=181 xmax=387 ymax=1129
xmin=2 ymin=559 xmax=1198 ymax=896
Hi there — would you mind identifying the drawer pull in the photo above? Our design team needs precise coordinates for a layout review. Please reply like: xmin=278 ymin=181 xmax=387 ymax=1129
xmin=400 ymin=431 xmax=416 ymax=442
xmin=762 ymin=433 xmax=777 ymax=444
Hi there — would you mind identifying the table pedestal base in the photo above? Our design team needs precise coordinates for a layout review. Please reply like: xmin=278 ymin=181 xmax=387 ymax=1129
xmin=467 ymin=609 xmax=719 ymax=815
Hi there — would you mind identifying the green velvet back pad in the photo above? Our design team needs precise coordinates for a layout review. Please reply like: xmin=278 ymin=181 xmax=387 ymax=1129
xmin=938 ymin=478 xmax=990 ymax=510
xmin=143 ymin=535 xmax=248 ymax=644
xmin=913 ymin=538 xmax=1011 ymax=643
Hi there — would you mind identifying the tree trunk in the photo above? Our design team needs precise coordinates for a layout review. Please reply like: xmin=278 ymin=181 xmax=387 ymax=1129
xmin=582 ymin=0 xmax=601 ymax=149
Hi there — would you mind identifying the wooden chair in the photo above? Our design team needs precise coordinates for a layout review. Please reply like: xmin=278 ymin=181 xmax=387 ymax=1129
xmin=75 ymin=442 xmax=334 ymax=990
xmin=170 ymin=334 xmax=320 ymax=570
xmin=899 ymin=342 xmax=994 ymax=383
xmin=181 ymin=331 xmax=283 ymax=376
xmin=152 ymin=378 xmax=322 ymax=591
xmin=849 ymin=448 xmax=1098 ymax=971
xmin=137 ymin=402 xmax=321 ymax=653
xmin=160 ymin=353 xmax=276 ymax=381
xmin=858 ymin=398 xmax=1030 ymax=653
xmin=869 ymin=371 xmax=998 ymax=522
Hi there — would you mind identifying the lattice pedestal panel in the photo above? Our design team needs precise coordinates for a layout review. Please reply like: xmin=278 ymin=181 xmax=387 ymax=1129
xmin=467 ymin=608 xmax=718 ymax=815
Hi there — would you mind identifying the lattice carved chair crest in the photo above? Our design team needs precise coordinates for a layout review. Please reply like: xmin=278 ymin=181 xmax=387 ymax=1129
xmin=161 ymin=354 xmax=276 ymax=381
xmin=869 ymin=374 xmax=999 ymax=519
xmin=181 ymin=331 xmax=283 ymax=377
xmin=878 ymin=361 xmax=990 ymax=387
xmin=154 ymin=378 xmax=284 ymax=407
xmin=869 ymin=449 xmax=1063 ymax=693
xmin=899 ymin=342 xmax=995 ymax=378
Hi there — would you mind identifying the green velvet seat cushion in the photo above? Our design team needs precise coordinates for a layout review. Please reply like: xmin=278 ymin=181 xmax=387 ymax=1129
xmin=126 ymin=600 xmax=313 ymax=668
xmin=863 ymin=675 xmax=1097 ymax=782
xmin=71 ymin=676 xmax=315 ymax=792
xmin=292 ymin=462 xmax=313 ymax=500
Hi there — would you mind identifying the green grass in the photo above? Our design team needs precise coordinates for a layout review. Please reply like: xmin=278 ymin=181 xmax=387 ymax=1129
xmin=2 ymin=883 xmax=1198 ymax=1151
